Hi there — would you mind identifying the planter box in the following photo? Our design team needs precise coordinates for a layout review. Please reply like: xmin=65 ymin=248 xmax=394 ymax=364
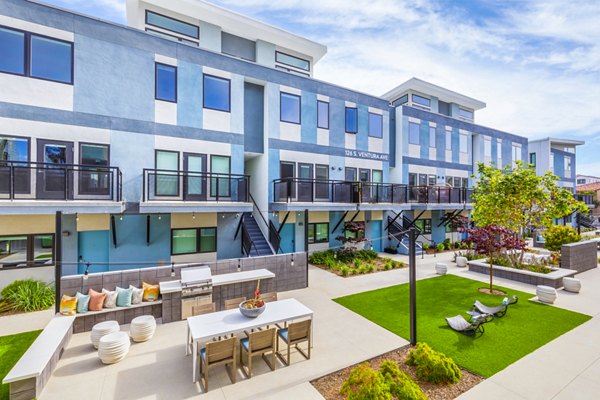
xmin=561 ymin=240 xmax=598 ymax=273
xmin=467 ymin=260 xmax=577 ymax=289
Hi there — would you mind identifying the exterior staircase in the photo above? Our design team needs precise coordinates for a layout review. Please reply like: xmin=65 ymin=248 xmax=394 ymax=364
xmin=387 ymin=216 xmax=423 ymax=256
xmin=242 ymin=212 xmax=274 ymax=257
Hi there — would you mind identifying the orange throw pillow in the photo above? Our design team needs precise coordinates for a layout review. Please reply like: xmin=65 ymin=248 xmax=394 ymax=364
xmin=59 ymin=295 xmax=77 ymax=316
xmin=88 ymin=288 xmax=106 ymax=311
xmin=142 ymin=282 xmax=159 ymax=302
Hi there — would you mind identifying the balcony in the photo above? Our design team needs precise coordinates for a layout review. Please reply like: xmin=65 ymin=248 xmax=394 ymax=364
xmin=141 ymin=169 xmax=252 ymax=213
xmin=272 ymin=178 xmax=472 ymax=210
xmin=574 ymin=193 xmax=595 ymax=208
xmin=0 ymin=161 xmax=123 ymax=213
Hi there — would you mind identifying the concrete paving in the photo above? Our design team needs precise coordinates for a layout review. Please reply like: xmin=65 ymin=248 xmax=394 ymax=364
xmin=0 ymin=308 xmax=54 ymax=336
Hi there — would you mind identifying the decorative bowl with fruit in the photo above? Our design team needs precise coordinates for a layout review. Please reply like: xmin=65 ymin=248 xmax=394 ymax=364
xmin=239 ymin=280 xmax=266 ymax=318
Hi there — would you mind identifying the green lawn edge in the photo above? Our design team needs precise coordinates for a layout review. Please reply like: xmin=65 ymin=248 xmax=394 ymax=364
xmin=0 ymin=330 xmax=42 ymax=400
xmin=334 ymin=275 xmax=591 ymax=377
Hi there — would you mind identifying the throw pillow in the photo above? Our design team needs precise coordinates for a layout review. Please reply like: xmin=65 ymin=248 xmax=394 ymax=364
xmin=116 ymin=286 xmax=133 ymax=307
xmin=59 ymin=295 xmax=77 ymax=316
xmin=102 ymin=288 xmax=118 ymax=308
xmin=129 ymin=285 xmax=143 ymax=305
xmin=76 ymin=292 xmax=90 ymax=314
xmin=88 ymin=288 xmax=106 ymax=311
xmin=142 ymin=281 xmax=160 ymax=302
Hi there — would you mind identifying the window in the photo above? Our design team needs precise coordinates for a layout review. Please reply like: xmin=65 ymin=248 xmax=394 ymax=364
xmin=392 ymin=94 xmax=408 ymax=107
xmin=280 ymin=92 xmax=301 ymax=124
xmin=211 ymin=155 xmax=230 ymax=197
xmin=368 ymin=113 xmax=383 ymax=138
xmin=414 ymin=219 xmax=432 ymax=234
xmin=462 ymin=178 xmax=469 ymax=188
xmin=155 ymin=63 xmax=177 ymax=102
xmin=308 ymin=223 xmax=329 ymax=244
xmin=512 ymin=144 xmax=521 ymax=163
xmin=429 ymin=127 xmax=436 ymax=147
xmin=0 ymin=234 xmax=53 ymax=268
xmin=146 ymin=11 xmax=199 ymax=39
xmin=446 ymin=176 xmax=453 ymax=186
xmin=565 ymin=156 xmax=572 ymax=174
xmin=275 ymin=51 xmax=310 ymax=71
xmin=497 ymin=139 xmax=503 ymax=165
xmin=577 ymin=178 xmax=586 ymax=184
xmin=155 ymin=150 xmax=179 ymax=196
xmin=203 ymin=75 xmax=230 ymax=112
xmin=0 ymin=136 xmax=29 ymax=161
xmin=428 ymin=175 xmax=436 ymax=186
xmin=145 ymin=28 xmax=199 ymax=46
xmin=459 ymin=133 xmax=468 ymax=153
xmin=412 ymin=94 xmax=431 ymax=109
xmin=171 ymin=227 xmax=217 ymax=255
xmin=550 ymin=152 xmax=555 ymax=172
xmin=80 ymin=143 xmax=109 ymax=194
xmin=438 ymin=101 xmax=450 ymax=116
xmin=418 ymin=174 xmax=427 ymax=186
xmin=0 ymin=26 xmax=73 ymax=84
xmin=453 ymin=177 xmax=461 ymax=187
xmin=459 ymin=108 xmax=474 ymax=121
xmin=446 ymin=130 xmax=452 ymax=150
xmin=484 ymin=138 xmax=492 ymax=157
xmin=529 ymin=152 xmax=536 ymax=167
xmin=408 ymin=122 xmax=420 ymax=145
xmin=317 ymin=101 xmax=329 ymax=129
xmin=0 ymin=27 xmax=25 ymax=75
xmin=345 ymin=107 xmax=358 ymax=133
xmin=221 ymin=32 xmax=256 ymax=62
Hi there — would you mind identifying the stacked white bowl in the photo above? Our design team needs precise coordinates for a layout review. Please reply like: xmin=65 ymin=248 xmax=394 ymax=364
xmin=130 ymin=315 xmax=157 ymax=342
xmin=91 ymin=320 xmax=120 ymax=349
xmin=98 ymin=331 xmax=130 ymax=364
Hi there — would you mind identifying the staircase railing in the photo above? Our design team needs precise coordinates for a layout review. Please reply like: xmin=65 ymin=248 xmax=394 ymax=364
xmin=249 ymin=193 xmax=279 ymax=254
xmin=240 ymin=215 xmax=258 ymax=257
xmin=387 ymin=216 xmax=428 ymax=259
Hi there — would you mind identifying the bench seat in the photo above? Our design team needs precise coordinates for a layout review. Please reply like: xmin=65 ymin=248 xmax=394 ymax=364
xmin=3 ymin=315 xmax=75 ymax=400
xmin=64 ymin=300 xmax=163 ymax=333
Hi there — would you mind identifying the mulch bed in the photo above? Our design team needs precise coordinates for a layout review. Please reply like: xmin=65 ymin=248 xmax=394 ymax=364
xmin=311 ymin=345 xmax=483 ymax=400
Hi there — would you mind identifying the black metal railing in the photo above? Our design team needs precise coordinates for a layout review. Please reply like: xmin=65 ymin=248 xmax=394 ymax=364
xmin=142 ymin=169 xmax=249 ymax=202
xmin=0 ymin=160 xmax=122 ymax=201
xmin=248 ymin=193 xmax=281 ymax=254
xmin=241 ymin=217 xmax=258 ymax=256
xmin=273 ymin=178 xmax=472 ymax=205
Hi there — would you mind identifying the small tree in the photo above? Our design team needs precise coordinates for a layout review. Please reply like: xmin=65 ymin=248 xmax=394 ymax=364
xmin=464 ymin=225 xmax=526 ymax=292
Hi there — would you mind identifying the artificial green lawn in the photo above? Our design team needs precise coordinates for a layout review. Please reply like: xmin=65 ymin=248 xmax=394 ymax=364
xmin=0 ymin=330 xmax=41 ymax=400
xmin=334 ymin=275 xmax=591 ymax=377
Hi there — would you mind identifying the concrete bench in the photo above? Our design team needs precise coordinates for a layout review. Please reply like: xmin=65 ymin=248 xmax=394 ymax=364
xmin=3 ymin=315 xmax=75 ymax=400
xmin=69 ymin=300 xmax=163 ymax=333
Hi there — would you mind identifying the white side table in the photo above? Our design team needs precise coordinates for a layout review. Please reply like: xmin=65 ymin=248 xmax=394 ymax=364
xmin=562 ymin=277 xmax=581 ymax=293
xmin=130 ymin=315 xmax=157 ymax=342
xmin=98 ymin=331 xmax=130 ymax=364
xmin=91 ymin=320 xmax=120 ymax=349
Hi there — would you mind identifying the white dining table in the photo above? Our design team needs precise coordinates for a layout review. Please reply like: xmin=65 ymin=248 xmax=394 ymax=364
xmin=186 ymin=298 xmax=314 ymax=382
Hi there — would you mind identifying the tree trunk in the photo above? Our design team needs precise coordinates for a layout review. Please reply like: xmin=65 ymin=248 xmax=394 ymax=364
xmin=489 ymin=241 xmax=494 ymax=292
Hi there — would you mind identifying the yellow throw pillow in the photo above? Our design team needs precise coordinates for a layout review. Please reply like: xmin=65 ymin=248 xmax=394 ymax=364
xmin=142 ymin=282 xmax=159 ymax=302
xmin=60 ymin=294 xmax=77 ymax=316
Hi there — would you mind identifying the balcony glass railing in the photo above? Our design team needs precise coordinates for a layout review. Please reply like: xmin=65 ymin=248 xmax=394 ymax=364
xmin=272 ymin=178 xmax=472 ymax=205
xmin=0 ymin=161 xmax=122 ymax=201
xmin=142 ymin=169 xmax=249 ymax=202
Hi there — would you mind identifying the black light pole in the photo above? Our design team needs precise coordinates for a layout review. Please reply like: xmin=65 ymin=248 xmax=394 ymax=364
xmin=54 ymin=211 xmax=62 ymax=314
xmin=409 ymin=227 xmax=417 ymax=345
xmin=304 ymin=209 xmax=309 ymax=286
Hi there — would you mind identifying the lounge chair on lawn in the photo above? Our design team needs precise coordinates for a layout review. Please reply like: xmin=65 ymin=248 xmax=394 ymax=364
xmin=446 ymin=313 xmax=492 ymax=337
xmin=473 ymin=295 xmax=518 ymax=318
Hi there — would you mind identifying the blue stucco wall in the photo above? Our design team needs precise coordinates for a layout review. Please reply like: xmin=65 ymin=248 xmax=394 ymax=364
xmin=244 ymin=82 xmax=264 ymax=153
xmin=301 ymin=92 xmax=317 ymax=144
xmin=217 ymin=213 xmax=243 ymax=260
xmin=78 ymin=230 xmax=109 ymax=273
xmin=178 ymin=61 xmax=203 ymax=129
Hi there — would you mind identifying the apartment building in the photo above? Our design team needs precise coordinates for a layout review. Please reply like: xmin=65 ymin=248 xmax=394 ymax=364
xmin=0 ymin=0 xmax=577 ymax=282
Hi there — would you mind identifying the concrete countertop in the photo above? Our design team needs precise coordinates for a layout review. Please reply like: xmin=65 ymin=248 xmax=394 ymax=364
xmin=158 ymin=269 xmax=275 ymax=293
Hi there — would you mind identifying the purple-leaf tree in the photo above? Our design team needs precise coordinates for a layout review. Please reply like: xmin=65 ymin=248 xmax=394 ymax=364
xmin=464 ymin=224 xmax=526 ymax=292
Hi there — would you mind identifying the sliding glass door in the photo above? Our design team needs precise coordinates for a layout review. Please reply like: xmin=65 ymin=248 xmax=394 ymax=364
xmin=184 ymin=153 xmax=207 ymax=200
xmin=79 ymin=143 xmax=110 ymax=196
xmin=210 ymin=155 xmax=230 ymax=198
xmin=36 ymin=139 xmax=73 ymax=199
xmin=155 ymin=150 xmax=179 ymax=196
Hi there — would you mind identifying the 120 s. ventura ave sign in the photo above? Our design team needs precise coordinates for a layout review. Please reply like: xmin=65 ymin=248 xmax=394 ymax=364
xmin=345 ymin=149 xmax=389 ymax=161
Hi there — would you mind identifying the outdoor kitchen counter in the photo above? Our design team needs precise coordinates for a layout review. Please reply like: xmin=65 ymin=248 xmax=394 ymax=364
xmin=159 ymin=280 xmax=182 ymax=294
xmin=212 ymin=269 xmax=275 ymax=286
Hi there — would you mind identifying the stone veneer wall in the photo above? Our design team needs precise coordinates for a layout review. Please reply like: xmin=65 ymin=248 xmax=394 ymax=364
xmin=561 ymin=240 xmax=598 ymax=273
xmin=61 ymin=252 xmax=308 ymax=329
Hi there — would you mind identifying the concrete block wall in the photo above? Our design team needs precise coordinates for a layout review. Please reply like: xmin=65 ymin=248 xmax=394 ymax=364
xmin=561 ymin=240 xmax=598 ymax=273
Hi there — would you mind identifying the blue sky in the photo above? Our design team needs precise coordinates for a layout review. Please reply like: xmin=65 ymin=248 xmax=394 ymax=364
xmin=42 ymin=0 xmax=600 ymax=174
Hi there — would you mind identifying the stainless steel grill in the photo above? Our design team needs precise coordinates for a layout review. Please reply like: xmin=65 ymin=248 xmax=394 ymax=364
xmin=180 ymin=267 xmax=213 ymax=319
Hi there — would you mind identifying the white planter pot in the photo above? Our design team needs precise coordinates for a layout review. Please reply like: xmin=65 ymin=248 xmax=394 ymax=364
xmin=455 ymin=256 xmax=468 ymax=268
xmin=537 ymin=285 xmax=557 ymax=304
xmin=562 ymin=277 xmax=581 ymax=293
xmin=435 ymin=263 xmax=448 ymax=275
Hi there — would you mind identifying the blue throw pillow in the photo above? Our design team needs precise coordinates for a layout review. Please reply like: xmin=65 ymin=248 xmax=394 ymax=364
xmin=76 ymin=292 xmax=90 ymax=313
xmin=116 ymin=286 xmax=133 ymax=307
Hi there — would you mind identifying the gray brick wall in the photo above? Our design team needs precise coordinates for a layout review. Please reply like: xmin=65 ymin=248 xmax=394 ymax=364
xmin=561 ymin=240 xmax=598 ymax=273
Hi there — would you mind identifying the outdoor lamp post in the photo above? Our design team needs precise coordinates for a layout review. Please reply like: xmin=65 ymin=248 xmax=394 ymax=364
xmin=409 ymin=227 xmax=417 ymax=345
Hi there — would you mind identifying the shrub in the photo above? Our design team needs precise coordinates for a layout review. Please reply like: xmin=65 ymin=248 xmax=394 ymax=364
xmin=422 ymin=243 xmax=430 ymax=251
xmin=406 ymin=342 xmax=462 ymax=384
xmin=340 ymin=363 xmax=392 ymax=400
xmin=1 ymin=279 xmax=55 ymax=312
xmin=380 ymin=360 xmax=428 ymax=400
xmin=453 ymin=241 xmax=461 ymax=249
xmin=366 ymin=263 xmax=375 ymax=273
xmin=453 ymin=250 xmax=486 ymax=262
xmin=339 ymin=265 xmax=350 ymax=277
xmin=309 ymin=250 xmax=335 ymax=265
xmin=436 ymin=243 xmax=446 ymax=252
xmin=543 ymin=225 xmax=582 ymax=252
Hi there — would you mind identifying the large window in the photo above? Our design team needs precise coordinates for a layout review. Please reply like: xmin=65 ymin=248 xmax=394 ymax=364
xmin=308 ymin=223 xmax=329 ymax=244
xmin=344 ymin=222 xmax=365 ymax=241
xmin=275 ymin=51 xmax=310 ymax=72
xmin=0 ymin=234 xmax=53 ymax=268
xmin=146 ymin=11 xmax=199 ymax=39
xmin=155 ymin=63 xmax=177 ymax=102
xmin=221 ymin=32 xmax=256 ymax=62
xmin=368 ymin=113 xmax=383 ymax=138
xmin=459 ymin=108 xmax=474 ymax=121
xmin=203 ymin=75 xmax=230 ymax=112
xmin=345 ymin=107 xmax=358 ymax=133
xmin=80 ymin=143 xmax=109 ymax=195
xmin=412 ymin=94 xmax=431 ymax=109
xmin=529 ymin=152 xmax=536 ymax=167
xmin=459 ymin=133 xmax=468 ymax=153
xmin=280 ymin=93 xmax=301 ymax=124
xmin=408 ymin=122 xmax=420 ymax=145
xmin=414 ymin=219 xmax=432 ymax=234
xmin=0 ymin=136 xmax=29 ymax=161
xmin=171 ymin=227 xmax=217 ymax=255
xmin=429 ymin=127 xmax=436 ymax=147
xmin=565 ymin=156 xmax=572 ymax=175
xmin=145 ymin=28 xmax=199 ymax=46
xmin=155 ymin=150 xmax=179 ymax=196
xmin=211 ymin=155 xmax=230 ymax=197
xmin=484 ymin=138 xmax=492 ymax=157
xmin=512 ymin=144 xmax=521 ymax=163
xmin=0 ymin=26 xmax=73 ymax=84
xmin=317 ymin=101 xmax=329 ymax=129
